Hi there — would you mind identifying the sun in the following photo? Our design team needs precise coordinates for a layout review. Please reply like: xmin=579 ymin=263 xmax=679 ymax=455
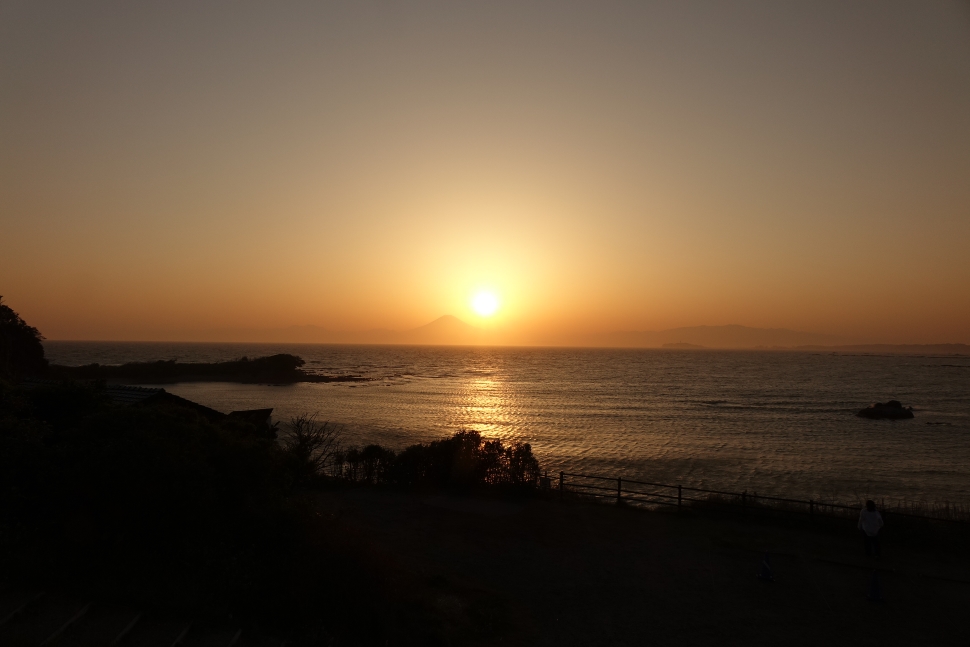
xmin=471 ymin=291 xmax=500 ymax=317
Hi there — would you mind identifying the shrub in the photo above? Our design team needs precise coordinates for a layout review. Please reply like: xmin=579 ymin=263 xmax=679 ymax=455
xmin=322 ymin=430 xmax=541 ymax=492
xmin=381 ymin=430 xmax=540 ymax=492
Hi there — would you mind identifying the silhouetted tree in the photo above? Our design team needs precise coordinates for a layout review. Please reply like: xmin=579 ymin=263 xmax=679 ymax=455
xmin=0 ymin=296 xmax=47 ymax=380
xmin=360 ymin=444 xmax=397 ymax=484
xmin=389 ymin=430 xmax=541 ymax=491
xmin=282 ymin=413 xmax=343 ymax=484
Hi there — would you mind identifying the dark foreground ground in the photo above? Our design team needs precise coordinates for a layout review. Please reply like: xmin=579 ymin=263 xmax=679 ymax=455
xmin=314 ymin=489 xmax=969 ymax=647
xmin=2 ymin=490 xmax=968 ymax=646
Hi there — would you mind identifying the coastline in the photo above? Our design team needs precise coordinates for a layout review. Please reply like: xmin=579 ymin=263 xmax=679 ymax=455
xmin=45 ymin=353 xmax=370 ymax=385
xmin=34 ymin=345 xmax=970 ymax=505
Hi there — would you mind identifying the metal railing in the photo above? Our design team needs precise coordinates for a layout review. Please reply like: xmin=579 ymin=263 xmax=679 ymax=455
xmin=554 ymin=471 xmax=968 ymax=524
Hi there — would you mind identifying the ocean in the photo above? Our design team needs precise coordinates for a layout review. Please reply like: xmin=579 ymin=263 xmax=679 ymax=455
xmin=44 ymin=341 xmax=970 ymax=505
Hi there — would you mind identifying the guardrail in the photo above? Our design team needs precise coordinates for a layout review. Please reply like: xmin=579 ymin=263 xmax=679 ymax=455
xmin=553 ymin=471 xmax=967 ymax=524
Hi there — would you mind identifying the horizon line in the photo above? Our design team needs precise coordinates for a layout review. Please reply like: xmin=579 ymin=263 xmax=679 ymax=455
xmin=41 ymin=338 xmax=970 ymax=354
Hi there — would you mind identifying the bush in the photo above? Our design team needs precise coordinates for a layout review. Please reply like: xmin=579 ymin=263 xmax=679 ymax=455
xmin=329 ymin=430 xmax=541 ymax=493
xmin=391 ymin=430 xmax=541 ymax=491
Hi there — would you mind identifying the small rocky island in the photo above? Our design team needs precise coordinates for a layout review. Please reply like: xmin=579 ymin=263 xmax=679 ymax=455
xmin=857 ymin=400 xmax=915 ymax=419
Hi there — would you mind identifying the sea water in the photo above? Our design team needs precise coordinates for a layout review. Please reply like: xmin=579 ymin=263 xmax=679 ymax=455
xmin=44 ymin=341 xmax=970 ymax=504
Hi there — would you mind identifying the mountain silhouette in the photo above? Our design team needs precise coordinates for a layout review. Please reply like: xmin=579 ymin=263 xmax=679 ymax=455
xmin=600 ymin=324 xmax=842 ymax=349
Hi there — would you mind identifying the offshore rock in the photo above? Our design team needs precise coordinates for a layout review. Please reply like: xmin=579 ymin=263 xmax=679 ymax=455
xmin=857 ymin=400 xmax=914 ymax=419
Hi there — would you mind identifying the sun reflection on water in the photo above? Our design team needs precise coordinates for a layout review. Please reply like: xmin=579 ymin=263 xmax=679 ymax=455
xmin=453 ymin=377 xmax=519 ymax=441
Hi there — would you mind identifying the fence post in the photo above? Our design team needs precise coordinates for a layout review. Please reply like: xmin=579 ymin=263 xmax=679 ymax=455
xmin=617 ymin=477 xmax=622 ymax=504
xmin=678 ymin=484 xmax=682 ymax=510
xmin=559 ymin=471 xmax=564 ymax=500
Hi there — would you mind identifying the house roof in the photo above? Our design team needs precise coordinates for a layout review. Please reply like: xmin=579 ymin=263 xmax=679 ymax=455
xmin=17 ymin=377 xmax=226 ymax=420
xmin=105 ymin=384 xmax=164 ymax=406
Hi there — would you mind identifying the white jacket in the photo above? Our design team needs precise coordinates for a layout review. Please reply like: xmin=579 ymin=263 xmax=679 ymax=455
xmin=858 ymin=508 xmax=884 ymax=536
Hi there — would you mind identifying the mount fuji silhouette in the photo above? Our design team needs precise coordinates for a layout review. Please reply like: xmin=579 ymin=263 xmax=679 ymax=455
xmin=394 ymin=315 xmax=483 ymax=345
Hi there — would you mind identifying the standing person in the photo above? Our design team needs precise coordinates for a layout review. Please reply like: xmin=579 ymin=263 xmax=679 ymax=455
xmin=858 ymin=500 xmax=884 ymax=557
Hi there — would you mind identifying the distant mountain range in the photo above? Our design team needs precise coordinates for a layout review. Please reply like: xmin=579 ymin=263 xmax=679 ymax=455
xmin=595 ymin=324 xmax=841 ymax=349
xmin=794 ymin=343 xmax=970 ymax=355
xmin=174 ymin=317 xmax=969 ymax=353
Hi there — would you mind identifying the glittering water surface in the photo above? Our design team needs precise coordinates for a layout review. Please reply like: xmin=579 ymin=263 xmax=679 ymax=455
xmin=45 ymin=341 xmax=970 ymax=503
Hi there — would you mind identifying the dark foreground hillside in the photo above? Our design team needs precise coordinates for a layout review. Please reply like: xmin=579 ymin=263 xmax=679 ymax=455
xmin=0 ymin=379 xmax=542 ymax=645
xmin=4 ymin=486 xmax=966 ymax=646
xmin=1 ymin=377 xmax=967 ymax=645
xmin=313 ymin=489 xmax=969 ymax=646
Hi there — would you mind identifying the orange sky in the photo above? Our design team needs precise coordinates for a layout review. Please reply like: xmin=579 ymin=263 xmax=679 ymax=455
xmin=2 ymin=1 xmax=969 ymax=344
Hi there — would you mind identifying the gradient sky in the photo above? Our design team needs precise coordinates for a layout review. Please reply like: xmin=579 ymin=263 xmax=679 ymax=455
xmin=2 ymin=1 xmax=969 ymax=343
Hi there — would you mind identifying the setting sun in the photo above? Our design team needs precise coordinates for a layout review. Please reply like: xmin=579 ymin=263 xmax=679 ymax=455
xmin=471 ymin=291 xmax=500 ymax=317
